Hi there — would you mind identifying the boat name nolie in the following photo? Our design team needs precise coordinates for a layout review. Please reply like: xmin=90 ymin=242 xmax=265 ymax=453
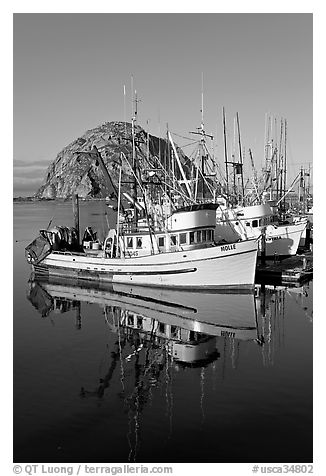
xmin=221 ymin=244 xmax=236 ymax=252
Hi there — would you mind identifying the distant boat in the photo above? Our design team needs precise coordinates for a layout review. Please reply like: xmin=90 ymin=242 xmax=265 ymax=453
xmin=215 ymin=203 xmax=307 ymax=258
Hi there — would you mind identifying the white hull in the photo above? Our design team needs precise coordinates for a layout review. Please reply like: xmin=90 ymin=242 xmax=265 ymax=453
xmin=216 ymin=204 xmax=307 ymax=257
xmin=33 ymin=239 xmax=258 ymax=290
xmin=259 ymin=221 xmax=307 ymax=256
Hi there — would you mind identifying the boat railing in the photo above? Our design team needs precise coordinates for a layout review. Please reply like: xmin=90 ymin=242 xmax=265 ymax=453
xmin=52 ymin=250 xmax=86 ymax=256
xmin=120 ymin=222 xmax=154 ymax=234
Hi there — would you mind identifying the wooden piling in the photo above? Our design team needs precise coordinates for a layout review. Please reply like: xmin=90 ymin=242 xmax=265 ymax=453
xmin=72 ymin=193 xmax=80 ymax=246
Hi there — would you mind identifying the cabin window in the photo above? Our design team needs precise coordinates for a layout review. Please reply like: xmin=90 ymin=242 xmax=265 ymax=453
xmin=171 ymin=325 xmax=178 ymax=338
xmin=136 ymin=237 xmax=142 ymax=248
xmin=202 ymin=230 xmax=207 ymax=241
xmin=159 ymin=323 xmax=165 ymax=334
xmin=179 ymin=233 xmax=187 ymax=245
xmin=127 ymin=237 xmax=133 ymax=248
xmin=127 ymin=315 xmax=134 ymax=326
xmin=158 ymin=236 xmax=165 ymax=248
xmin=245 ymin=222 xmax=251 ymax=227
xmin=189 ymin=232 xmax=195 ymax=244
xmin=137 ymin=317 xmax=143 ymax=329
xmin=196 ymin=230 xmax=201 ymax=242
xmin=170 ymin=235 xmax=177 ymax=246
xmin=252 ymin=220 xmax=259 ymax=228
xmin=207 ymin=230 xmax=213 ymax=241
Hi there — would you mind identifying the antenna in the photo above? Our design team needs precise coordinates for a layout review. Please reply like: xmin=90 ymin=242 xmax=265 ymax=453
xmin=201 ymin=72 xmax=204 ymax=132
xmin=123 ymin=84 xmax=127 ymax=141
xmin=131 ymin=75 xmax=134 ymax=119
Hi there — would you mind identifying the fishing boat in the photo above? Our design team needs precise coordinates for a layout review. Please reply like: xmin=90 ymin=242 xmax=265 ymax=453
xmin=26 ymin=98 xmax=259 ymax=290
xmin=25 ymin=200 xmax=258 ymax=290
xmin=215 ymin=202 xmax=307 ymax=258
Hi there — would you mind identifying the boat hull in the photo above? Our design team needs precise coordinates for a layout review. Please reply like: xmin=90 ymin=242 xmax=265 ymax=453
xmin=33 ymin=239 xmax=258 ymax=290
xmin=215 ymin=219 xmax=307 ymax=257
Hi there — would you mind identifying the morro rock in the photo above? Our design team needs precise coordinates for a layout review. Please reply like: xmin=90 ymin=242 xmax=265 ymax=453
xmin=35 ymin=121 xmax=188 ymax=200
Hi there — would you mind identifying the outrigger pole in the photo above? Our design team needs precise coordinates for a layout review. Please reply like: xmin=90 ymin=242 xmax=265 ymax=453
xmin=168 ymin=131 xmax=193 ymax=200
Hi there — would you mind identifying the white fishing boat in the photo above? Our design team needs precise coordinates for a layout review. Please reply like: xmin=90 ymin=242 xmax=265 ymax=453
xmin=283 ymin=211 xmax=313 ymax=248
xmin=26 ymin=202 xmax=258 ymax=290
xmin=215 ymin=202 xmax=307 ymax=258
xmin=26 ymin=99 xmax=258 ymax=290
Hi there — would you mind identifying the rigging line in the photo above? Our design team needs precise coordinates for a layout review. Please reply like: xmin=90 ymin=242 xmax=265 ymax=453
xmin=120 ymin=151 xmax=156 ymax=252
xmin=135 ymin=142 xmax=194 ymax=204
xmin=195 ymin=166 xmax=215 ymax=196
xmin=159 ymin=178 xmax=197 ymax=204
xmin=178 ymin=140 xmax=202 ymax=149
xmin=137 ymin=148 xmax=185 ymax=200
xmin=170 ymin=131 xmax=197 ymax=142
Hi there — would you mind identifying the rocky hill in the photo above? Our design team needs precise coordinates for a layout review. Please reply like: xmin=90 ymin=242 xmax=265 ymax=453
xmin=35 ymin=121 xmax=188 ymax=200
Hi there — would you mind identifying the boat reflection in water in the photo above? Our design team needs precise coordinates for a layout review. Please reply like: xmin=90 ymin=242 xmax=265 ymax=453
xmin=27 ymin=276 xmax=262 ymax=359
xmin=25 ymin=276 xmax=312 ymax=462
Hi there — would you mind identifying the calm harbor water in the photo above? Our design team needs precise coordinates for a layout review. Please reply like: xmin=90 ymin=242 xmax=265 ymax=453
xmin=13 ymin=201 xmax=313 ymax=463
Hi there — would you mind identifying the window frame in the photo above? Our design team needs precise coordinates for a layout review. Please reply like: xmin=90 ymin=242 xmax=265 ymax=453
xmin=179 ymin=232 xmax=187 ymax=245
xmin=158 ymin=236 xmax=165 ymax=248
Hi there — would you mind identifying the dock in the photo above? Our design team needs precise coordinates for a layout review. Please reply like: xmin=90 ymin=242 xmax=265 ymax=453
xmin=255 ymin=251 xmax=313 ymax=285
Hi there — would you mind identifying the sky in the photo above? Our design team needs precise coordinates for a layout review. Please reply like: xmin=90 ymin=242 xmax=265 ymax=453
xmin=13 ymin=12 xmax=313 ymax=196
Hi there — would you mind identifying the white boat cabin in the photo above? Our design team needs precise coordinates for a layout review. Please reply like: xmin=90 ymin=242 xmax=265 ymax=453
xmin=103 ymin=203 xmax=218 ymax=258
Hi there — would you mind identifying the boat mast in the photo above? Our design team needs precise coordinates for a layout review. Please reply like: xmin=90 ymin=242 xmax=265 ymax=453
xmin=277 ymin=119 xmax=283 ymax=209
xmin=116 ymin=164 xmax=122 ymax=257
xmin=200 ymin=73 xmax=206 ymax=200
xmin=236 ymin=112 xmax=245 ymax=205
xmin=232 ymin=117 xmax=237 ymax=202
xmin=189 ymin=74 xmax=214 ymax=202
xmin=222 ymin=107 xmax=229 ymax=203
xmin=249 ymin=148 xmax=260 ymax=204
xmin=123 ymin=84 xmax=127 ymax=141
xmin=283 ymin=119 xmax=287 ymax=213
xmin=131 ymin=77 xmax=140 ymax=225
